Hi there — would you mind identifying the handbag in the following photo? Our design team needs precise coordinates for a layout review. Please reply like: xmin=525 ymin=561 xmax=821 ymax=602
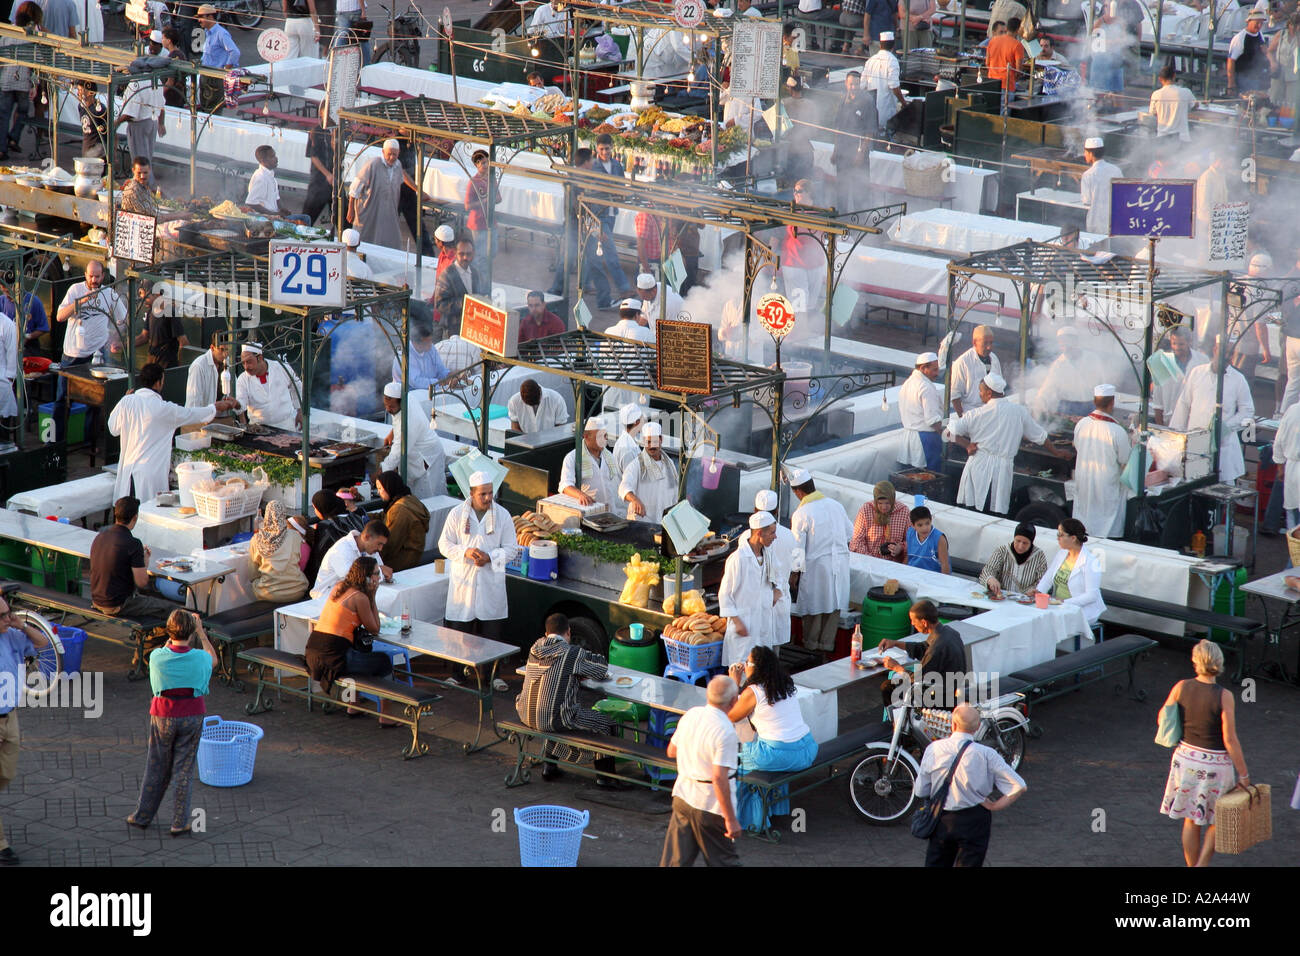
xmin=1154 ymin=701 xmax=1182 ymax=748
xmin=1214 ymin=784 xmax=1272 ymax=855
xmin=352 ymin=623 xmax=376 ymax=652
xmin=348 ymin=18 xmax=373 ymax=41
xmin=911 ymin=740 xmax=972 ymax=839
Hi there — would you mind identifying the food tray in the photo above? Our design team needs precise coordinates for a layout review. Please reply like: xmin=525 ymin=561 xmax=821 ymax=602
xmin=90 ymin=367 xmax=128 ymax=380
xmin=203 ymin=422 xmax=245 ymax=439
xmin=582 ymin=513 xmax=628 ymax=533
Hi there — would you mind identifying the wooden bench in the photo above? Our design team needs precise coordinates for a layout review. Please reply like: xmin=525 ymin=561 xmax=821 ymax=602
xmin=741 ymin=723 xmax=891 ymax=843
xmin=498 ymin=718 xmax=679 ymax=790
xmin=1007 ymin=633 xmax=1158 ymax=708
xmin=239 ymin=646 xmax=442 ymax=759
xmin=204 ymin=601 xmax=280 ymax=692
xmin=5 ymin=580 xmax=164 ymax=680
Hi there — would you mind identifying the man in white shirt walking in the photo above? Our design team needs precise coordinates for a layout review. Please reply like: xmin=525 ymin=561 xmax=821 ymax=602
xmin=1148 ymin=64 xmax=1195 ymax=142
xmin=863 ymin=32 xmax=906 ymax=131
xmin=660 ymin=675 xmax=742 ymax=867
xmin=899 ymin=351 xmax=943 ymax=470
xmin=914 ymin=703 xmax=1026 ymax=867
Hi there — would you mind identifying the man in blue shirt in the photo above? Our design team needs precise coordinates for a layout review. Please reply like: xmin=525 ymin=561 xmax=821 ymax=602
xmin=0 ymin=292 xmax=48 ymax=354
xmin=391 ymin=321 xmax=450 ymax=389
xmin=863 ymin=0 xmax=898 ymax=53
xmin=196 ymin=4 xmax=239 ymax=112
xmin=0 ymin=594 xmax=51 ymax=865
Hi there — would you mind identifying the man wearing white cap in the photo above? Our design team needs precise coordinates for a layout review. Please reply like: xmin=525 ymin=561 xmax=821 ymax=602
xmin=348 ymin=140 xmax=404 ymax=249
xmin=1228 ymin=3 xmax=1272 ymax=95
xmin=718 ymin=511 xmax=781 ymax=666
xmin=634 ymin=273 xmax=683 ymax=329
xmin=433 ymin=223 xmax=458 ymax=286
xmin=951 ymin=372 xmax=1062 ymax=514
xmin=900 ymin=351 xmax=943 ymax=471
xmin=508 ymin=378 xmax=569 ymax=434
xmin=235 ymin=342 xmax=303 ymax=432
xmin=1170 ymin=337 xmax=1255 ymax=484
xmin=612 ymin=404 xmax=645 ymax=476
xmin=607 ymin=299 xmax=655 ymax=343
xmin=619 ymin=422 xmax=678 ymax=524
xmin=789 ymin=469 xmax=852 ymax=657
xmin=863 ymin=31 xmax=906 ymax=129
xmin=560 ymin=417 xmax=619 ymax=509
xmin=754 ymin=489 xmax=801 ymax=647
xmin=438 ymin=471 xmax=519 ymax=642
xmin=379 ymin=382 xmax=445 ymax=499
xmin=1031 ymin=327 xmax=1104 ymax=420
xmin=1071 ymin=384 xmax=1132 ymax=538
xmin=948 ymin=325 xmax=1001 ymax=417
xmin=1079 ymin=136 xmax=1122 ymax=236
xmin=341 ymin=229 xmax=374 ymax=282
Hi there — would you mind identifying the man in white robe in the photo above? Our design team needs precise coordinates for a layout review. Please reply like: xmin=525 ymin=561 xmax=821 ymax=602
xmin=789 ymin=469 xmax=852 ymax=657
xmin=951 ymin=372 xmax=1063 ymax=514
xmin=754 ymin=489 xmax=801 ymax=648
xmin=899 ymin=351 xmax=942 ymax=470
xmin=1079 ymin=136 xmax=1122 ymax=236
xmin=633 ymin=272 xmax=683 ymax=329
xmin=347 ymin=139 xmax=404 ymax=250
xmin=718 ymin=511 xmax=781 ymax=666
xmin=185 ymin=335 xmax=229 ymax=408
xmin=1153 ymin=326 xmax=1210 ymax=424
xmin=612 ymin=403 xmax=644 ymax=476
xmin=607 ymin=299 xmax=656 ymax=343
xmin=1170 ymin=341 xmax=1256 ymax=484
xmin=378 ymin=382 xmax=446 ymax=499
xmin=948 ymin=325 xmax=1001 ymax=416
xmin=437 ymin=472 xmax=519 ymax=644
xmin=0 ymin=310 xmax=16 ymax=421
xmin=507 ymin=378 xmax=569 ymax=434
xmin=108 ymin=362 xmax=236 ymax=501
xmin=560 ymin=416 xmax=619 ymax=510
xmin=1071 ymin=384 xmax=1132 ymax=539
xmin=235 ymin=342 xmax=302 ymax=431
xmin=1269 ymin=398 xmax=1300 ymax=532
xmin=618 ymin=422 xmax=677 ymax=523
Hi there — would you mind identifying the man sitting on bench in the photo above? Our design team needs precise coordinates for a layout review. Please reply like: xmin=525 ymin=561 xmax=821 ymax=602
xmin=90 ymin=497 xmax=179 ymax=652
xmin=516 ymin=613 xmax=624 ymax=789
xmin=876 ymin=599 xmax=966 ymax=716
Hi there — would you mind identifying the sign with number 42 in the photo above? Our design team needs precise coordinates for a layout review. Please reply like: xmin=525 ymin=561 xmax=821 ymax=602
xmin=269 ymin=240 xmax=347 ymax=308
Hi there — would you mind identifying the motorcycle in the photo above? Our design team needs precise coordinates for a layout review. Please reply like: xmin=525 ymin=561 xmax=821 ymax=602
xmin=848 ymin=678 xmax=1029 ymax=825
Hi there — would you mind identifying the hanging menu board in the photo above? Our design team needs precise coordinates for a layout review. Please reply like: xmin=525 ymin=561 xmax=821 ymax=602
xmin=112 ymin=209 xmax=156 ymax=264
xmin=729 ymin=19 xmax=782 ymax=100
xmin=1209 ymin=202 xmax=1250 ymax=264
xmin=656 ymin=319 xmax=712 ymax=395
xmin=326 ymin=46 xmax=362 ymax=122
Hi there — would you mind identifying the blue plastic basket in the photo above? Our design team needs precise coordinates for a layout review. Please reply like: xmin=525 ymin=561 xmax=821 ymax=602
xmin=662 ymin=635 xmax=723 ymax=671
xmin=514 ymin=805 xmax=589 ymax=867
xmin=197 ymin=716 xmax=264 ymax=787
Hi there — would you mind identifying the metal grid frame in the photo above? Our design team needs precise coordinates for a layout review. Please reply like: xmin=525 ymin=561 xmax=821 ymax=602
xmin=564 ymin=0 xmax=768 ymax=38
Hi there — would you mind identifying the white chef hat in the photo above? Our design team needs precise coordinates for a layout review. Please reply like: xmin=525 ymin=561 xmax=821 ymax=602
xmin=619 ymin=297 xmax=641 ymax=311
xmin=383 ymin=382 xmax=403 ymax=399
xmin=749 ymin=511 xmax=776 ymax=530
xmin=1084 ymin=136 xmax=1105 ymax=150
xmin=787 ymin=467 xmax=812 ymax=486
xmin=754 ymin=489 xmax=779 ymax=512
xmin=241 ymin=342 xmax=263 ymax=356
xmin=383 ymin=138 xmax=401 ymax=151
xmin=583 ymin=416 xmax=606 ymax=432
xmin=620 ymin=404 xmax=644 ymax=425
xmin=915 ymin=351 xmax=939 ymax=365
xmin=1249 ymin=252 xmax=1273 ymax=274
xmin=642 ymin=422 xmax=663 ymax=441
xmin=434 ymin=224 xmax=456 ymax=243
xmin=149 ymin=29 xmax=163 ymax=43
xmin=879 ymin=31 xmax=894 ymax=41
xmin=467 ymin=470 xmax=492 ymax=487
xmin=1094 ymin=383 xmax=1116 ymax=397
xmin=983 ymin=371 xmax=1007 ymax=393
xmin=636 ymin=272 xmax=657 ymax=290
xmin=342 ymin=228 xmax=361 ymax=248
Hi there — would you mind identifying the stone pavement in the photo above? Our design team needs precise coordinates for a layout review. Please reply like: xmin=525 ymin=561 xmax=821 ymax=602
xmin=2 ymin=632 xmax=1296 ymax=867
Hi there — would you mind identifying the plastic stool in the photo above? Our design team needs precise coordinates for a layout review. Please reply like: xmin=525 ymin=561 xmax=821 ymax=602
xmin=359 ymin=640 xmax=412 ymax=709
xmin=645 ymin=708 xmax=679 ymax=786
xmin=593 ymin=698 xmax=641 ymax=742
xmin=663 ymin=663 xmax=713 ymax=686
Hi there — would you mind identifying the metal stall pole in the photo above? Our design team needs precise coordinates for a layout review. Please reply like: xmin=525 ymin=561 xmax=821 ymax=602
xmin=399 ymin=299 xmax=409 ymax=485
xmin=823 ymin=232 xmax=835 ymax=352
xmin=300 ymin=307 xmax=313 ymax=516
xmin=415 ymin=139 xmax=425 ymax=301
xmin=1134 ymin=236 xmax=1158 ymax=500
xmin=485 ymin=144 xmax=497 ymax=290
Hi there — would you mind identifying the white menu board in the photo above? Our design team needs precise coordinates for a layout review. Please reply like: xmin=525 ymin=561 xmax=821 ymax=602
xmin=327 ymin=46 xmax=362 ymax=122
xmin=729 ymin=19 xmax=783 ymax=100
xmin=1209 ymin=201 xmax=1249 ymax=265
xmin=113 ymin=209 xmax=156 ymax=265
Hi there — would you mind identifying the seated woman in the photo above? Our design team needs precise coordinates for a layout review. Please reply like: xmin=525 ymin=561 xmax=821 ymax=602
xmin=726 ymin=646 xmax=818 ymax=832
xmin=304 ymin=555 xmax=397 ymax=725
xmin=849 ymin=480 xmax=910 ymax=562
xmin=376 ymin=470 xmax=429 ymax=572
xmin=1035 ymin=518 xmax=1106 ymax=626
xmin=248 ymin=500 xmax=308 ymax=603
xmin=979 ymin=522 xmax=1048 ymax=598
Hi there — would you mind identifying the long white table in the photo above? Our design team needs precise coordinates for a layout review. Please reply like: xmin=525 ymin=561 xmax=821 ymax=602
xmin=134 ymin=499 xmax=253 ymax=556
xmin=809 ymin=145 xmax=1000 ymax=214
xmin=7 ymin=472 xmax=117 ymax=522
xmin=889 ymin=208 xmax=1108 ymax=256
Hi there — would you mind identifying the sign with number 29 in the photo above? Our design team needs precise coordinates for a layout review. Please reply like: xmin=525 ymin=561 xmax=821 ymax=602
xmin=269 ymin=240 xmax=348 ymax=308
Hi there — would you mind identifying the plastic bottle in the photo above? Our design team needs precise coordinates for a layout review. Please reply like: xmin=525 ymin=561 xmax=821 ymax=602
xmin=1191 ymin=529 xmax=1206 ymax=557
xmin=400 ymin=597 xmax=411 ymax=634
xmin=357 ymin=473 xmax=371 ymax=502
xmin=850 ymin=624 xmax=862 ymax=664
xmin=520 ymin=545 xmax=530 ymax=578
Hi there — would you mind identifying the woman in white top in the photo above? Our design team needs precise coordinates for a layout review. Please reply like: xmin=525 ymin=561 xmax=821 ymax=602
xmin=1035 ymin=518 xmax=1105 ymax=626
xmin=726 ymin=646 xmax=817 ymax=832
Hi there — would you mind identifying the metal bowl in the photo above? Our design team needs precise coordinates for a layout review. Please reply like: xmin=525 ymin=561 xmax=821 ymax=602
xmin=89 ymin=367 xmax=128 ymax=380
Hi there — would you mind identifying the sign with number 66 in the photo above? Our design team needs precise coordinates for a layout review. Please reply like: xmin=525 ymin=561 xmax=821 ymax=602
xmin=269 ymin=240 xmax=348 ymax=308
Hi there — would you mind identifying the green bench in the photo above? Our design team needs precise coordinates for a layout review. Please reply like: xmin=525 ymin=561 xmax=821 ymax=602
xmin=203 ymin=601 xmax=281 ymax=691
xmin=497 ymin=719 xmax=679 ymax=790
xmin=1007 ymin=633 xmax=1158 ymax=707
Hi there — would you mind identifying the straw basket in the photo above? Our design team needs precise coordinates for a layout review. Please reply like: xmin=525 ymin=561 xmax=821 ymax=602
xmin=1214 ymin=783 xmax=1271 ymax=854
xmin=901 ymin=150 xmax=952 ymax=198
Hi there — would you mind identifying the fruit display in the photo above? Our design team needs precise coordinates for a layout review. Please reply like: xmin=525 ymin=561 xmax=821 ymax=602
xmin=513 ymin=510 xmax=559 ymax=547
xmin=662 ymin=612 xmax=727 ymax=644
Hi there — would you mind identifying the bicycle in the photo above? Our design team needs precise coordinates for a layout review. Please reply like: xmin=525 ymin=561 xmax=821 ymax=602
xmin=372 ymin=1 xmax=422 ymax=69
xmin=17 ymin=608 xmax=63 ymax=701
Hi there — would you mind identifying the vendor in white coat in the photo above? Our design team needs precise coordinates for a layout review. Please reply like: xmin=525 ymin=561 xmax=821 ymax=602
xmin=1153 ymin=325 xmax=1210 ymax=424
xmin=948 ymin=325 xmax=1001 ymax=416
xmin=1071 ymin=384 xmax=1132 ymax=539
xmin=718 ymin=511 xmax=781 ymax=666
xmin=1036 ymin=518 xmax=1106 ymax=626
xmin=1169 ymin=337 xmax=1255 ymax=484
xmin=1079 ymin=136 xmax=1122 ymax=236
xmin=185 ymin=335 xmax=229 ymax=408
xmin=618 ymin=422 xmax=678 ymax=523
xmin=1270 ymin=398 xmax=1300 ymax=533
xmin=0 ymin=310 xmax=16 ymax=422
xmin=437 ymin=472 xmax=519 ymax=645
xmin=235 ymin=342 xmax=302 ymax=431
xmin=560 ymin=416 xmax=619 ymax=510
xmin=634 ymin=273 xmax=683 ymax=329
xmin=378 ymin=382 xmax=446 ymax=499
xmin=611 ymin=403 xmax=645 ymax=476
xmin=951 ymin=372 xmax=1065 ymax=514
xmin=899 ymin=351 xmax=943 ymax=471
xmin=789 ymin=469 xmax=852 ymax=657
xmin=108 ymin=362 xmax=237 ymax=501
xmin=754 ymin=489 xmax=801 ymax=648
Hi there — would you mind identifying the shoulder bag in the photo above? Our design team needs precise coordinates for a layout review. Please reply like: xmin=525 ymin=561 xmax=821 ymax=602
xmin=1154 ymin=695 xmax=1182 ymax=748
xmin=911 ymin=740 xmax=973 ymax=839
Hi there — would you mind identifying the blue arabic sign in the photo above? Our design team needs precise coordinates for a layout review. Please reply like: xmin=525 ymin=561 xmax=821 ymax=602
xmin=1109 ymin=179 xmax=1196 ymax=238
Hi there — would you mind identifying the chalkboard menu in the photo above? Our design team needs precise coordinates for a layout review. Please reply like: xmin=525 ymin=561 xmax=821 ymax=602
xmin=112 ymin=209 xmax=156 ymax=264
xmin=656 ymin=319 xmax=712 ymax=395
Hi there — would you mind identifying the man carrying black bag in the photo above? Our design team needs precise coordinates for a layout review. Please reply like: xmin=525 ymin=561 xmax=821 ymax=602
xmin=913 ymin=703 xmax=1026 ymax=867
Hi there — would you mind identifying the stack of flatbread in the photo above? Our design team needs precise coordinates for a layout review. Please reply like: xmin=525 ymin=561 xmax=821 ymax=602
xmin=663 ymin=612 xmax=727 ymax=645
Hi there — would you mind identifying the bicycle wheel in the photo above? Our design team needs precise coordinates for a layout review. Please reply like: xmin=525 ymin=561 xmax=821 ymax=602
xmin=233 ymin=1 xmax=263 ymax=30
xmin=986 ymin=717 xmax=1026 ymax=771
xmin=849 ymin=751 xmax=917 ymax=825
xmin=19 ymin=610 xmax=62 ymax=700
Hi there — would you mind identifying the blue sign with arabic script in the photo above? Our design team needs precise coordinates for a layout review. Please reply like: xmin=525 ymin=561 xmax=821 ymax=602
xmin=1109 ymin=179 xmax=1196 ymax=238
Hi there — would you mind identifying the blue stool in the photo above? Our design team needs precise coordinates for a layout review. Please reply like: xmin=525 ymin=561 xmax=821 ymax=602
xmin=360 ymin=640 xmax=412 ymax=709
xmin=663 ymin=662 xmax=713 ymax=686
xmin=645 ymin=709 xmax=679 ymax=787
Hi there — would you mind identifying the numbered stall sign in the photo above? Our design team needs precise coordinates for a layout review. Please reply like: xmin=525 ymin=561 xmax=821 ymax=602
xmin=257 ymin=28 xmax=291 ymax=63
xmin=269 ymin=240 xmax=347 ymax=308
xmin=756 ymin=292 xmax=796 ymax=340
xmin=673 ymin=0 xmax=705 ymax=28
xmin=1109 ymin=180 xmax=1196 ymax=239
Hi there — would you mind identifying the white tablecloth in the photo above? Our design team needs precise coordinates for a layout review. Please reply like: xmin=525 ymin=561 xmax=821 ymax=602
xmin=810 ymin=145 xmax=1000 ymax=214
xmin=134 ymin=500 xmax=252 ymax=556
xmin=845 ymin=243 xmax=1024 ymax=328
xmin=889 ymin=208 xmax=1065 ymax=254
xmin=7 ymin=472 xmax=117 ymax=521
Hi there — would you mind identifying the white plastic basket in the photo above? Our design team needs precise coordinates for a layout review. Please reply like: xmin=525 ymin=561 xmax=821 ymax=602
xmin=191 ymin=481 xmax=266 ymax=522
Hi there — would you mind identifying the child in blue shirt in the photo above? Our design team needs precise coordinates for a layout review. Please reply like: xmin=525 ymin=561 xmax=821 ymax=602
xmin=905 ymin=506 xmax=949 ymax=574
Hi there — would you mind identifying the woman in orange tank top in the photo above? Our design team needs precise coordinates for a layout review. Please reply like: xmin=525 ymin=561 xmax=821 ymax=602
xmin=305 ymin=556 xmax=395 ymax=724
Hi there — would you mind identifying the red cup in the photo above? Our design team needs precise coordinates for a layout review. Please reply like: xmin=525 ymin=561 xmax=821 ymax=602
xmin=1034 ymin=592 xmax=1049 ymax=609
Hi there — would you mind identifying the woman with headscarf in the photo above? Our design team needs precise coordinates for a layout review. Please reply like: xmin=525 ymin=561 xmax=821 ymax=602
xmin=849 ymin=480 xmax=911 ymax=563
xmin=978 ymin=522 xmax=1048 ymax=598
xmin=376 ymin=470 xmax=429 ymax=572
xmin=248 ymin=500 xmax=308 ymax=603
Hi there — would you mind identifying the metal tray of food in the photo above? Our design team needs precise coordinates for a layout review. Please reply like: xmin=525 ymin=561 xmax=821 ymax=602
xmin=89 ymin=366 xmax=128 ymax=380
xmin=582 ymin=513 xmax=629 ymax=533
xmin=203 ymin=422 xmax=245 ymax=439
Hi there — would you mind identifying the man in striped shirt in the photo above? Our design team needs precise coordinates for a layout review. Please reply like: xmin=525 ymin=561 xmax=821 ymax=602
xmin=516 ymin=613 xmax=623 ymax=787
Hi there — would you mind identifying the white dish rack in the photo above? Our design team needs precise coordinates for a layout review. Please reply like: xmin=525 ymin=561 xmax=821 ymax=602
xmin=190 ymin=479 xmax=267 ymax=522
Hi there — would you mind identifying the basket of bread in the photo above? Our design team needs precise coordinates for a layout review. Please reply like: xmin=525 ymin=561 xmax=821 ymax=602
xmin=661 ymin=613 xmax=726 ymax=670
xmin=513 ymin=510 xmax=559 ymax=547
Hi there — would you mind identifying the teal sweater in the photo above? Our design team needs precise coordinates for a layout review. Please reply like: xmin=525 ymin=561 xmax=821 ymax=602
xmin=148 ymin=644 xmax=213 ymax=698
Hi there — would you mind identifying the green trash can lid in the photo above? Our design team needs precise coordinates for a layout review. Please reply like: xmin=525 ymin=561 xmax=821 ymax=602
xmin=866 ymin=586 xmax=910 ymax=604
xmin=613 ymin=625 xmax=657 ymax=647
